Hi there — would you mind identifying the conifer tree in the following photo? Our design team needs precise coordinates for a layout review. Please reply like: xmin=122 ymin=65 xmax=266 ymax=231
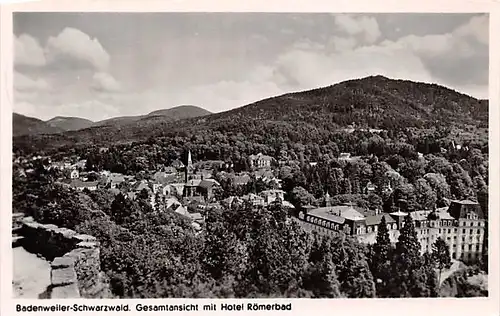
xmin=371 ymin=216 xmax=393 ymax=297
xmin=390 ymin=214 xmax=422 ymax=297
xmin=395 ymin=214 xmax=422 ymax=268
xmin=423 ymin=252 xmax=439 ymax=297
xmin=432 ymin=237 xmax=451 ymax=285
xmin=318 ymin=252 xmax=342 ymax=298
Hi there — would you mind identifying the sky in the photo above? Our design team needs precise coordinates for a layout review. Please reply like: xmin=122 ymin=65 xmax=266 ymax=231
xmin=13 ymin=13 xmax=489 ymax=122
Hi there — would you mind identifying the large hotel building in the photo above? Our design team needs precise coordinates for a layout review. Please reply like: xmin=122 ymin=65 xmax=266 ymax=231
xmin=297 ymin=199 xmax=486 ymax=264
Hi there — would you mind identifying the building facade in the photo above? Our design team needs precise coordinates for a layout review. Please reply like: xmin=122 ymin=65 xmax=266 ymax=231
xmin=297 ymin=200 xmax=485 ymax=264
xmin=249 ymin=153 xmax=273 ymax=169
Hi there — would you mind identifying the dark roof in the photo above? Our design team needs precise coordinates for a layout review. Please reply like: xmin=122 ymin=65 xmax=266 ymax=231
xmin=365 ymin=213 xmax=396 ymax=226
xmin=199 ymin=179 xmax=220 ymax=189
xmin=171 ymin=159 xmax=185 ymax=168
xmin=308 ymin=212 xmax=345 ymax=224
xmin=448 ymin=200 xmax=484 ymax=219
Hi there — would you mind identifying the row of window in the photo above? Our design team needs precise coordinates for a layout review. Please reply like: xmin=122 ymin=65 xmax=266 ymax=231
xmin=416 ymin=218 xmax=484 ymax=228
xmin=419 ymin=234 xmax=482 ymax=244
xmin=451 ymin=251 xmax=478 ymax=260
xmin=461 ymin=220 xmax=484 ymax=227
xmin=465 ymin=212 xmax=479 ymax=220
xmin=438 ymin=228 xmax=483 ymax=235
xmin=418 ymin=227 xmax=483 ymax=235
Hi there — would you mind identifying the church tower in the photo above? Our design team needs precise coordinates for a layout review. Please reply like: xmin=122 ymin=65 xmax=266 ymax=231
xmin=324 ymin=191 xmax=331 ymax=207
xmin=185 ymin=149 xmax=193 ymax=182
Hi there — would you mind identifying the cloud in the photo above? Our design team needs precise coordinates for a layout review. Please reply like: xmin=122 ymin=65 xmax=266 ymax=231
xmin=92 ymin=72 xmax=122 ymax=92
xmin=45 ymin=27 xmax=110 ymax=71
xmin=14 ymin=72 xmax=50 ymax=92
xmin=376 ymin=15 xmax=488 ymax=87
xmin=333 ymin=14 xmax=381 ymax=44
xmin=329 ymin=36 xmax=357 ymax=52
xmin=14 ymin=34 xmax=46 ymax=67
xmin=454 ymin=14 xmax=488 ymax=45
xmin=272 ymin=44 xmax=434 ymax=90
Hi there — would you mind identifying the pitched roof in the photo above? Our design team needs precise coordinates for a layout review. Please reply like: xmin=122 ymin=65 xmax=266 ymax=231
xmin=282 ymin=201 xmax=295 ymax=209
xmin=308 ymin=210 xmax=345 ymax=224
xmin=389 ymin=210 xmax=408 ymax=217
xmin=447 ymin=200 xmax=483 ymax=219
xmin=365 ymin=213 xmax=396 ymax=226
xmin=410 ymin=210 xmax=431 ymax=221
xmin=171 ymin=159 xmax=185 ymax=168
xmin=199 ymin=179 xmax=220 ymax=189
xmin=260 ymin=189 xmax=285 ymax=196
xmin=242 ymin=193 xmax=264 ymax=201
xmin=133 ymin=180 xmax=151 ymax=192
xmin=308 ymin=206 xmax=365 ymax=223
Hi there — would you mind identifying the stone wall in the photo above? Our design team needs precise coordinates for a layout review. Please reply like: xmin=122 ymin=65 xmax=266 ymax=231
xmin=19 ymin=217 xmax=111 ymax=299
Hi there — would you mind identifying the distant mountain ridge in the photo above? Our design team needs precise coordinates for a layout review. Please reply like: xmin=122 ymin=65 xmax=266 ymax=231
xmin=13 ymin=113 xmax=63 ymax=137
xmin=13 ymin=105 xmax=212 ymax=136
xmin=46 ymin=116 xmax=94 ymax=132
xmin=92 ymin=105 xmax=212 ymax=128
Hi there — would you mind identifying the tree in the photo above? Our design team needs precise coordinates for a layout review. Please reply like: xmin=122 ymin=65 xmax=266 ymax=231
xmin=370 ymin=216 xmax=393 ymax=297
xmin=432 ymin=237 xmax=451 ymax=285
xmin=138 ymin=188 xmax=150 ymax=201
xmin=414 ymin=178 xmax=437 ymax=210
xmin=290 ymin=186 xmax=316 ymax=208
xmin=424 ymin=173 xmax=451 ymax=206
xmin=110 ymin=193 xmax=132 ymax=225
xmin=390 ymin=214 xmax=422 ymax=297
xmin=330 ymin=237 xmax=375 ymax=298
xmin=317 ymin=252 xmax=342 ymax=298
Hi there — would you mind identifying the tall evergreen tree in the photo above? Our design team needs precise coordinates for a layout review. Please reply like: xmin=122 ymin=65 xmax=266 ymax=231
xmin=423 ymin=252 xmax=439 ymax=297
xmin=318 ymin=252 xmax=342 ymax=298
xmin=370 ymin=216 xmax=393 ymax=297
xmin=390 ymin=214 xmax=422 ymax=297
xmin=432 ymin=237 xmax=452 ymax=285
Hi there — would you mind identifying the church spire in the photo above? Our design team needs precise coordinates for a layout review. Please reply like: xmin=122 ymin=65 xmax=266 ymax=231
xmin=187 ymin=150 xmax=192 ymax=166
xmin=185 ymin=149 xmax=193 ymax=183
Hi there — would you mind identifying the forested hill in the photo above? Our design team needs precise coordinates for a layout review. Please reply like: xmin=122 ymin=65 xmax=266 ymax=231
xmin=13 ymin=76 xmax=488 ymax=154
xmin=46 ymin=116 xmax=94 ymax=132
xmin=204 ymin=75 xmax=487 ymax=130
xmin=91 ymin=105 xmax=212 ymax=128
xmin=13 ymin=113 xmax=63 ymax=137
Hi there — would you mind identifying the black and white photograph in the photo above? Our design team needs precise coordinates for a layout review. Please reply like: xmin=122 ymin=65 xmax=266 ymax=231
xmin=5 ymin=7 xmax=495 ymax=305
